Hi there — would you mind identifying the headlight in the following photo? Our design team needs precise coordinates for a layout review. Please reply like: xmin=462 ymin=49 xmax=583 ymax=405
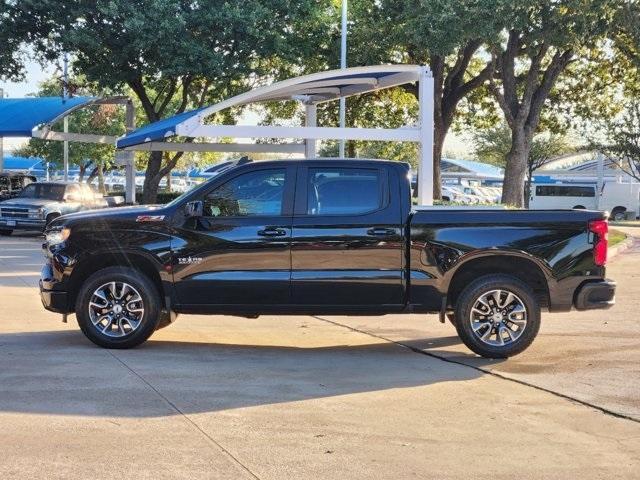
xmin=45 ymin=227 xmax=71 ymax=245
xmin=28 ymin=208 xmax=44 ymax=219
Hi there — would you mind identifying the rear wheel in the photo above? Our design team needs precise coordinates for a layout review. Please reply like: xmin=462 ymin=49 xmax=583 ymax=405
xmin=75 ymin=267 xmax=160 ymax=348
xmin=454 ymin=274 xmax=540 ymax=358
xmin=611 ymin=207 xmax=626 ymax=221
xmin=0 ymin=229 xmax=12 ymax=236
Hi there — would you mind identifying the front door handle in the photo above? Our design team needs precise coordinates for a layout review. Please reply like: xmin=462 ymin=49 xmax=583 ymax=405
xmin=367 ymin=227 xmax=396 ymax=237
xmin=258 ymin=227 xmax=287 ymax=237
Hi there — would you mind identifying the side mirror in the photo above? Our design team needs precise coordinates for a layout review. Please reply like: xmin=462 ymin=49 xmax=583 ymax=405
xmin=185 ymin=200 xmax=203 ymax=218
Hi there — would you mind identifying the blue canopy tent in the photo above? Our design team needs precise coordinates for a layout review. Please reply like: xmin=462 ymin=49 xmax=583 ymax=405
xmin=0 ymin=97 xmax=96 ymax=137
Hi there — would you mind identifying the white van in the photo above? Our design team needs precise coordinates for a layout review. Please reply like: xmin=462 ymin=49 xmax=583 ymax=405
xmin=530 ymin=182 xmax=640 ymax=220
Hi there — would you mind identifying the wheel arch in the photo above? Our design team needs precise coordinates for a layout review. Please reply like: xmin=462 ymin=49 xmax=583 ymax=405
xmin=68 ymin=249 xmax=168 ymax=312
xmin=445 ymin=252 xmax=550 ymax=309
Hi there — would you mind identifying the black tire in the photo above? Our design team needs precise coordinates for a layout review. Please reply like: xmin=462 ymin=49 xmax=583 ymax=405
xmin=454 ymin=274 xmax=540 ymax=358
xmin=573 ymin=205 xmax=585 ymax=210
xmin=611 ymin=207 xmax=626 ymax=222
xmin=45 ymin=213 xmax=60 ymax=226
xmin=75 ymin=266 xmax=160 ymax=349
xmin=0 ymin=229 xmax=12 ymax=236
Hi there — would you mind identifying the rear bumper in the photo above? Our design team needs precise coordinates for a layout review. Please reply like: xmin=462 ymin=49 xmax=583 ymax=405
xmin=39 ymin=263 xmax=70 ymax=313
xmin=574 ymin=279 xmax=616 ymax=310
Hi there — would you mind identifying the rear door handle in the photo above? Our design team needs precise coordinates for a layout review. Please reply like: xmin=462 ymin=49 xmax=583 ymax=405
xmin=258 ymin=227 xmax=287 ymax=237
xmin=367 ymin=227 xmax=396 ymax=237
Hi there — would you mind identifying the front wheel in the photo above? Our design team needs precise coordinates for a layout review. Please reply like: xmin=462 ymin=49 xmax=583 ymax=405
xmin=0 ymin=229 xmax=12 ymax=236
xmin=454 ymin=274 xmax=540 ymax=358
xmin=75 ymin=267 xmax=160 ymax=348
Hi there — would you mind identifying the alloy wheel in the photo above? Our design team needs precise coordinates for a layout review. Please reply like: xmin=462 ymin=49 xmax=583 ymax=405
xmin=88 ymin=281 xmax=145 ymax=338
xmin=469 ymin=289 xmax=527 ymax=347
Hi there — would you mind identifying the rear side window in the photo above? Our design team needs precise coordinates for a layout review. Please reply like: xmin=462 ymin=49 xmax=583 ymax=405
xmin=535 ymin=185 xmax=595 ymax=197
xmin=307 ymin=168 xmax=381 ymax=215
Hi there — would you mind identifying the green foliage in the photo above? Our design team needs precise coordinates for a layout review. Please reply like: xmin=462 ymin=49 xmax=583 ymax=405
xmin=0 ymin=2 xmax=25 ymax=80
xmin=474 ymin=124 xmax=573 ymax=171
xmin=11 ymin=0 xmax=327 ymax=201
xmin=153 ymin=191 xmax=183 ymax=205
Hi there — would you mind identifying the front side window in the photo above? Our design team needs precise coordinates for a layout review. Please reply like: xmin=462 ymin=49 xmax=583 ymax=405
xmin=204 ymin=169 xmax=286 ymax=217
xmin=307 ymin=168 xmax=381 ymax=215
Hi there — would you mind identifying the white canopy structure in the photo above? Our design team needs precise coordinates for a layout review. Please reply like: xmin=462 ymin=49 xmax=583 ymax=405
xmin=117 ymin=65 xmax=435 ymax=204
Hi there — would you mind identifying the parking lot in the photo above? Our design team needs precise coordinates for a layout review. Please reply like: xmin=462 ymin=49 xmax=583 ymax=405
xmin=1 ymin=230 xmax=639 ymax=479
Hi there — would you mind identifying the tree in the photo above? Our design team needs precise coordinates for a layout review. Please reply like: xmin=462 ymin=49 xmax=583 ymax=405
xmin=0 ymin=1 xmax=27 ymax=80
xmin=592 ymin=100 xmax=640 ymax=181
xmin=486 ymin=0 xmax=617 ymax=206
xmin=474 ymin=123 xmax=572 ymax=205
xmin=355 ymin=0 xmax=507 ymax=199
xmin=13 ymin=0 xmax=322 ymax=202
xmin=262 ymin=0 xmax=506 ymax=200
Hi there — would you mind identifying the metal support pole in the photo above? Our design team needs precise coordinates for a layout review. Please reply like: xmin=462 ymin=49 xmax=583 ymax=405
xmin=417 ymin=66 xmax=434 ymax=206
xmin=63 ymin=53 xmax=69 ymax=182
xmin=304 ymin=104 xmax=317 ymax=159
xmin=124 ymin=100 xmax=136 ymax=204
xmin=0 ymin=88 xmax=5 ymax=172
xmin=63 ymin=117 xmax=69 ymax=181
xmin=338 ymin=0 xmax=347 ymax=158
xmin=596 ymin=152 xmax=604 ymax=210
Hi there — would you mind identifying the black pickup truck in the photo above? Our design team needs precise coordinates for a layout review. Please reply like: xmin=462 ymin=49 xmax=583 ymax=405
xmin=40 ymin=159 xmax=615 ymax=358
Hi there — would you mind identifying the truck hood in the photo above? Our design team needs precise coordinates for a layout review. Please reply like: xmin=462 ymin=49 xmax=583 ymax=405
xmin=0 ymin=198 xmax=58 ymax=208
xmin=50 ymin=205 xmax=169 ymax=229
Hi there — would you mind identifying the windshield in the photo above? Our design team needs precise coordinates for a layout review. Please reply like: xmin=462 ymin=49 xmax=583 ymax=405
xmin=18 ymin=183 xmax=66 ymax=201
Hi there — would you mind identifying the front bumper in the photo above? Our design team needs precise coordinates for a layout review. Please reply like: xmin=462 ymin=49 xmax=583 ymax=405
xmin=0 ymin=217 xmax=46 ymax=231
xmin=574 ymin=279 xmax=616 ymax=310
xmin=39 ymin=263 xmax=70 ymax=313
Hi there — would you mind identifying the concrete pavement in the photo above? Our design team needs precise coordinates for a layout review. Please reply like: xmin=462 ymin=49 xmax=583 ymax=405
xmin=0 ymin=232 xmax=638 ymax=479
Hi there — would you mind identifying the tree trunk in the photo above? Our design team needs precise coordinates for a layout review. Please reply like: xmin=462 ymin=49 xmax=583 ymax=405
xmin=524 ymin=164 xmax=534 ymax=208
xmin=432 ymin=123 xmax=445 ymax=200
xmin=347 ymin=141 xmax=356 ymax=158
xmin=142 ymin=151 xmax=163 ymax=204
xmin=501 ymin=131 xmax=530 ymax=207
xmin=97 ymin=163 xmax=105 ymax=193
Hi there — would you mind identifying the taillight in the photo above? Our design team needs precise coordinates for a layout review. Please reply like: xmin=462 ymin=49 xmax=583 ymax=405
xmin=589 ymin=219 xmax=608 ymax=266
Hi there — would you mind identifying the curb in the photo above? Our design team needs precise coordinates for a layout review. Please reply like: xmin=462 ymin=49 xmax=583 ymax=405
xmin=609 ymin=235 xmax=634 ymax=260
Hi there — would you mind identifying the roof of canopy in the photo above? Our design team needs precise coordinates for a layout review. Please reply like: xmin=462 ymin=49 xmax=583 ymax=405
xmin=0 ymin=97 xmax=98 ymax=137
xmin=116 ymin=65 xmax=424 ymax=149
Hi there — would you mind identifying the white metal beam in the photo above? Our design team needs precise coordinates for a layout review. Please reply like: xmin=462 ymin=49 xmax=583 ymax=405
xmin=32 ymin=129 xmax=118 ymax=144
xmin=122 ymin=141 xmax=306 ymax=154
xmin=124 ymin=101 xmax=136 ymax=204
xmin=417 ymin=66 xmax=434 ymax=206
xmin=305 ymin=104 xmax=317 ymax=158
xmin=181 ymin=124 xmax=421 ymax=142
